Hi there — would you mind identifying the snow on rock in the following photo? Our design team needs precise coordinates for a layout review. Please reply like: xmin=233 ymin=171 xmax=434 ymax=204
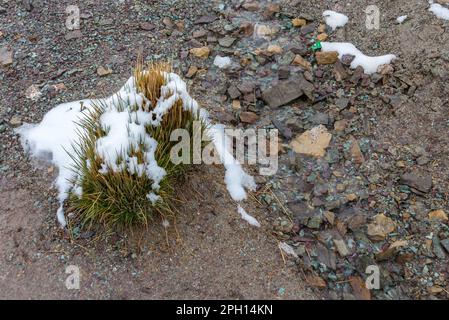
xmin=396 ymin=15 xmax=408 ymax=23
xmin=321 ymin=42 xmax=396 ymax=74
xmin=214 ymin=55 xmax=232 ymax=69
xmin=238 ymin=205 xmax=260 ymax=227
xmin=429 ymin=3 xmax=449 ymax=21
xmin=322 ymin=10 xmax=349 ymax=30
xmin=17 ymin=72 xmax=257 ymax=228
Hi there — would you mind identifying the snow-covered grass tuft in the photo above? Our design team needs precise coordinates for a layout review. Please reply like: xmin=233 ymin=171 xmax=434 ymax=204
xmin=321 ymin=42 xmax=396 ymax=74
xmin=18 ymin=62 xmax=259 ymax=230
xmin=322 ymin=10 xmax=349 ymax=30
xmin=66 ymin=62 xmax=208 ymax=229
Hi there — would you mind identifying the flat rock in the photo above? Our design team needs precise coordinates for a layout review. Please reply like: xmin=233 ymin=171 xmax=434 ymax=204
xmin=292 ymin=54 xmax=312 ymax=71
xmin=262 ymin=73 xmax=313 ymax=108
xmin=97 ymin=66 xmax=112 ymax=76
xmin=367 ymin=214 xmax=396 ymax=241
xmin=65 ymin=30 xmax=82 ymax=40
xmin=400 ymin=172 xmax=432 ymax=193
xmin=227 ymin=84 xmax=241 ymax=99
xmin=428 ymin=209 xmax=448 ymax=221
xmin=218 ymin=36 xmax=237 ymax=48
xmin=239 ymin=111 xmax=259 ymax=124
xmin=333 ymin=239 xmax=349 ymax=257
xmin=316 ymin=51 xmax=338 ymax=65
xmin=194 ymin=15 xmax=217 ymax=25
xmin=0 ymin=46 xmax=13 ymax=66
xmin=139 ymin=22 xmax=155 ymax=31
xmin=441 ymin=239 xmax=449 ymax=253
xmin=334 ymin=61 xmax=349 ymax=81
xmin=189 ymin=46 xmax=210 ymax=59
xmin=290 ymin=125 xmax=332 ymax=158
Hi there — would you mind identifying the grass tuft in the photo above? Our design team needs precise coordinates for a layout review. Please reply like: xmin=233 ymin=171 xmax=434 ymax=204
xmin=68 ymin=62 xmax=207 ymax=231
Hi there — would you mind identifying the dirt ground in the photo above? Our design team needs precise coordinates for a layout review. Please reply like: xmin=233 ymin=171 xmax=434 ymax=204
xmin=1 ymin=0 xmax=449 ymax=299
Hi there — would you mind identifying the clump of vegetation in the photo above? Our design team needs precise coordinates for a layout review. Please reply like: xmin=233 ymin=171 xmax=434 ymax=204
xmin=68 ymin=62 xmax=207 ymax=230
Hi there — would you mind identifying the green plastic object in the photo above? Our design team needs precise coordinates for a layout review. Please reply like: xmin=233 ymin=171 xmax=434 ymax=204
xmin=311 ymin=41 xmax=322 ymax=51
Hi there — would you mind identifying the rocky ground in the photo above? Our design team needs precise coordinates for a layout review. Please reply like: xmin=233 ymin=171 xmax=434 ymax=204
xmin=1 ymin=0 xmax=449 ymax=300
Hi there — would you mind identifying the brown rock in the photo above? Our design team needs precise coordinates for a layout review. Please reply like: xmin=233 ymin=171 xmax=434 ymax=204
xmin=185 ymin=66 xmax=198 ymax=78
xmin=317 ymin=33 xmax=328 ymax=41
xmin=97 ymin=66 xmax=112 ymax=76
xmin=242 ymin=2 xmax=259 ymax=11
xmin=290 ymin=125 xmax=332 ymax=158
xmin=239 ymin=111 xmax=259 ymax=124
xmin=266 ymin=44 xmax=283 ymax=55
xmin=375 ymin=240 xmax=408 ymax=261
xmin=292 ymin=54 xmax=312 ymax=71
xmin=377 ymin=64 xmax=394 ymax=75
xmin=334 ymin=119 xmax=347 ymax=132
xmin=349 ymin=136 xmax=365 ymax=164
xmin=292 ymin=18 xmax=307 ymax=27
xmin=232 ymin=100 xmax=241 ymax=110
xmin=316 ymin=51 xmax=339 ymax=65
xmin=367 ymin=214 xmax=396 ymax=241
xmin=349 ymin=276 xmax=371 ymax=300
xmin=306 ymin=275 xmax=327 ymax=288
xmin=428 ymin=209 xmax=448 ymax=221
xmin=139 ymin=22 xmax=155 ymax=31
xmin=334 ymin=61 xmax=349 ymax=81
xmin=9 ymin=116 xmax=22 ymax=127
xmin=190 ymin=46 xmax=210 ymax=59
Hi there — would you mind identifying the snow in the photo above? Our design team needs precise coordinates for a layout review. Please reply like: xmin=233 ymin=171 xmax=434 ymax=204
xmin=17 ymin=71 xmax=257 ymax=228
xmin=238 ymin=205 xmax=260 ymax=227
xmin=322 ymin=10 xmax=349 ymax=30
xmin=16 ymin=99 xmax=94 ymax=227
xmin=214 ymin=55 xmax=232 ymax=69
xmin=321 ymin=42 xmax=396 ymax=74
xmin=397 ymin=15 xmax=408 ymax=23
xmin=209 ymin=124 xmax=256 ymax=202
xmin=429 ymin=3 xmax=449 ymax=21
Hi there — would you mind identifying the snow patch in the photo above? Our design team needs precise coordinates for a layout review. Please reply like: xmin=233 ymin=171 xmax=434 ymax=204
xmin=214 ymin=55 xmax=232 ymax=69
xmin=209 ymin=124 xmax=256 ymax=202
xmin=238 ymin=205 xmax=260 ymax=227
xmin=396 ymin=15 xmax=408 ymax=23
xmin=321 ymin=42 xmax=396 ymax=74
xmin=323 ymin=10 xmax=349 ymax=30
xmin=429 ymin=3 xmax=449 ymax=21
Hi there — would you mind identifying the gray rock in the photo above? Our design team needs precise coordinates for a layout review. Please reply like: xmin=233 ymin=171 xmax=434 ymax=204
xmin=194 ymin=15 xmax=218 ymax=25
xmin=311 ymin=112 xmax=329 ymax=125
xmin=335 ymin=97 xmax=349 ymax=110
xmin=433 ymin=236 xmax=446 ymax=260
xmin=262 ymin=73 xmax=314 ymax=108
xmin=227 ymin=84 xmax=241 ymax=99
xmin=237 ymin=81 xmax=255 ymax=94
xmin=0 ymin=47 xmax=13 ymax=66
xmin=400 ymin=172 xmax=432 ymax=193
xmin=218 ymin=36 xmax=236 ymax=48
xmin=441 ymin=239 xmax=449 ymax=253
